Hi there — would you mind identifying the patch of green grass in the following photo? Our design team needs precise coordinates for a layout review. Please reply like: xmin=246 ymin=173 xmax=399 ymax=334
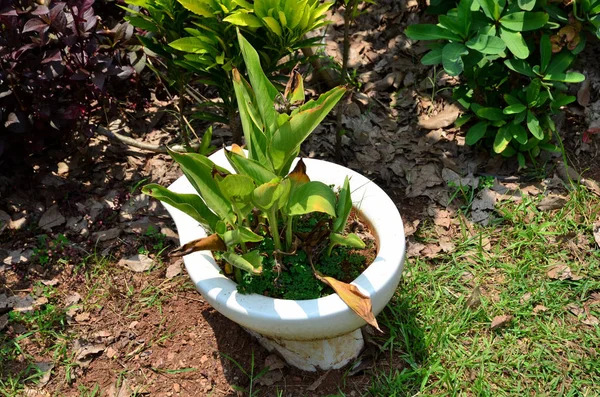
xmin=370 ymin=186 xmax=600 ymax=396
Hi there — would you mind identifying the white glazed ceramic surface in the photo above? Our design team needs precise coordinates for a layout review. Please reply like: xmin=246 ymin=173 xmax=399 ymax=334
xmin=164 ymin=149 xmax=405 ymax=341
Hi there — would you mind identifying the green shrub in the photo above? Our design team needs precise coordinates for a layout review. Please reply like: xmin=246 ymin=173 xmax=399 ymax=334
xmin=406 ymin=0 xmax=597 ymax=166
xmin=125 ymin=0 xmax=331 ymax=130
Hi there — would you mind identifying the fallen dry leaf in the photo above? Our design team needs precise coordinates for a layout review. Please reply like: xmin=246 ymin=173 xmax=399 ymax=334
xmin=406 ymin=241 xmax=425 ymax=258
xmin=421 ymin=243 xmax=443 ymax=258
xmin=119 ymin=254 xmax=154 ymax=273
xmin=307 ymin=370 xmax=331 ymax=391
xmin=315 ymin=273 xmax=381 ymax=332
xmin=577 ymin=78 xmax=590 ymax=107
xmin=537 ymin=195 xmax=567 ymax=211
xmin=520 ymin=292 xmax=532 ymax=304
xmin=533 ymin=305 xmax=549 ymax=314
xmin=75 ymin=342 xmax=106 ymax=367
xmin=418 ymin=104 xmax=461 ymax=130
xmin=256 ymin=369 xmax=283 ymax=386
xmin=491 ymin=315 xmax=513 ymax=330
xmin=264 ymin=354 xmax=286 ymax=371
xmin=170 ymin=233 xmax=226 ymax=257
xmin=593 ymin=221 xmax=600 ymax=248
xmin=465 ymin=286 xmax=481 ymax=310
xmin=547 ymin=265 xmax=583 ymax=281
xmin=439 ymin=237 xmax=455 ymax=253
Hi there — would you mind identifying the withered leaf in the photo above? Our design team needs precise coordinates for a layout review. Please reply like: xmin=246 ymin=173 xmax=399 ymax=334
xmin=418 ymin=104 xmax=460 ymax=130
xmin=491 ymin=315 xmax=513 ymax=330
xmin=288 ymin=159 xmax=310 ymax=185
xmin=593 ymin=221 xmax=600 ymax=248
xmin=170 ymin=233 xmax=226 ymax=257
xmin=547 ymin=265 xmax=583 ymax=281
xmin=465 ymin=286 xmax=481 ymax=310
xmin=315 ymin=273 xmax=381 ymax=332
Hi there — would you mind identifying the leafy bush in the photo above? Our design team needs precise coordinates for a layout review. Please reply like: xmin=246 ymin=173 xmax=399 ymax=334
xmin=125 ymin=0 xmax=331 ymax=128
xmin=0 ymin=0 xmax=144 ymax=156
xmin=406 ymin=0 xmax=596 ymax=166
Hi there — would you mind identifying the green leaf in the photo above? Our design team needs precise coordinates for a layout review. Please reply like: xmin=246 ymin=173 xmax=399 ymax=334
xmin=517 ymin=152 xmax=526 ymax=169
xmin=223 ymin=12 xmax=263 ymax=27
xmin=457 ymin=0 xmax=473 ymax=38
xmin=141 ymin=184 xmax=219 ymax=231
xmin=225 ymin=150 xmax=277 ymax=185
xmin=333 ymin=177 xmax=352 ymax=233
xmin=526 ymin=78 xmax=541 ymax=105
xmin=125 ymin=16 xmax=158 ymax=32
xmin=221 ymin=227 xmax=263 ymax=247
xmin=517 ymin=0 xmax=535 ymax=11
xmin=270 ymin=86 xmax=346 ymax=175
xmin=509 ymin=123 xmax=528 ymax=145
xmin=218 ymin=174 xmax=255 ymax=204
xmin=287 ymin=181 xmax=337 ymax=217
xmin=493 ymin=125 xmax=512 ymax=153
xmin=526 ymin=111 xmax=544 ymax=140
xmin=466 ymin=121 xmax=488 ymax=145
xmin=499 ymin=12 xmax=549 ymax=32
xmin=503 ymin=103 xmax=527 ymax=114
xmin=262 ymin=16 xmax=282 ymax=36
xmin=169 ymin=37 xmax=215 ymax=54
xmin=439 ymin=15 xmax=465 ymax=37
xmin=327 ymin=233 xmax=365 ymax=256
xmin=550 ymin=94 xmax=576 ymax=111
xmin=504 ymin=94 xmax=524 ymax=106
xmin=478 ymin=0 xmax=505 ymax=20
xmin=504 ymin=59 xmax=535 ymax=77
xmin=421 ymin=48 xmax=443 ymax=65
xmin=454 ymin=114 xmax=473 ymax=128
xmin=442 ymin=43 xmax=468 ymax=76
xmin=545 ymin=51 xmax=575 ymax=75
xmin=222 ymin=252 xmax=262 ymax=275
xmin=404 ymin=24 xmax=462 ymax=41
xmin=466 ymin=34 xmax=506 ymax=54
xmin=543 ymin=72 xmax=586 ymax=83
xmin=168 ymin=151 xmax=236 ymax=224
xmin=475 ymin=107 xmax=507 ymax=121
xmin=177 ymin=0 xmax=213 ymax=17
xmin=252 ymin=178 xmax=291 ymax=212
xmin=500 ymin=28 xmax=530 ymax=59
xmin=540 ymin=34 xmax=551 ymax=73
xmin=237 ymin=31 xmax=279 ymax=138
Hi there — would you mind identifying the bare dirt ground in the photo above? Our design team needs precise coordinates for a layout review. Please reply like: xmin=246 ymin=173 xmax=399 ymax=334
xmin=2 ymin=1 xmax=600 ymax=396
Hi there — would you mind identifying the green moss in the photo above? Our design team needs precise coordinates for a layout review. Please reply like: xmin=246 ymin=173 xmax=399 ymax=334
xmin=235 ymin=238 xmax=368 ymax=300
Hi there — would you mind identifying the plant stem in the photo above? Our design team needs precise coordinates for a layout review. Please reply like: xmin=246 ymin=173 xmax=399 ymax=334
xmin=285 ymin=216 xmax=294 ymax=251
xmin=267 ymin=209 xmax=282 ymax=253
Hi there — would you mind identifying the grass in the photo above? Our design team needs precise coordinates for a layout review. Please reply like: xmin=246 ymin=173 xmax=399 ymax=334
xmin=369 ymin=185 xmax=600 ymax=396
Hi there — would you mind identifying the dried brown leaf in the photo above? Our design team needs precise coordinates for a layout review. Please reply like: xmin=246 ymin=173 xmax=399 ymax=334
xmin=533 ymin=305 xmax=549 ymax=314
xmin=593 ymin=221 xmax=600 ymax=248
xmin=577 ymin=78 xmax=590 ymax=107
xmin=170 ymin=233 xmax=226 ymax=257
xmin=547 ymin=265 xmax=583 ymax=281
xmin=490 ymin=315 xmax=513 ymax=330
xmin=315 ymin=273 xmax=381 ymax=332
xmin=418 ymin=104 xmax=461 ymax=130
xmin=465 ymin=286 xmax=481 ymax=310
xmin=537 ymin=195 xmax=567 ymax=211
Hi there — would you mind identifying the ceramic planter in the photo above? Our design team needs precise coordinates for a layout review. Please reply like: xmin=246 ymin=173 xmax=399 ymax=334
xmin=163 ymin=149 xmax=406 ymax=371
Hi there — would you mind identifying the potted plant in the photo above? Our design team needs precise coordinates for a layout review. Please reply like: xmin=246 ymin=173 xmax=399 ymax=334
xmin=143 ymin=31 xmax=406 ymax=371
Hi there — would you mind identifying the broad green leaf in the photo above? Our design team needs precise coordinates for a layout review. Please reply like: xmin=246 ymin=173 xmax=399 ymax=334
xmin=439 ymin=15 xmax=465 ymax=37
xmin=517 ymin=152 xmax=526 ymax=169
xmin=509 ymin=123 xmax=528 ymax=145
xmin=526 ymin=111 xmax=544 ymax=140
xmin=442 ymin=43 xmax=468 ymax=76
xmin=503 ymin=59 xmax=535 ymax=77
xmin=177 ymin=0 xmax=213 ymax=17
xmin=125 ymin=16 xmax=158 ymax=32
xmin=466 ymin=121 xmax=488 ymax=145
xmin=526 ymin=78 xmax=541 ymax=105
xmin=225 ymin=150 xmax=277 ymax=185
xmin=218 ymin=174 xmax=255 ymax=204
xmin=237 ymin=31 xmax=279 ymax=138
xmin=550 ymin=94 xmax=576 ymax=111
xmin=478 ymin=0 xmax=505 ymax=20
xmin=457 ymin=0 xmax=473 ymax=38
xmin=262 ymin=16 xmax=282 ymax=36
xmin=493 ymin=125 xmax=512 ymax=153
xmin=504 ymin=94 xmax=524 ymax=106
xmin=540 ymin=34 xmax=551 ymax=73
xmin=455 ymin=114 xmax=473 ymax=128
xmin=168 ymin=151 xmax=235 ymax=224
xmin=404 ymin=24 xmax=462 ymax=41
xmin=500 ymin=28 xmax=529 ymax=59
xmin=270 ymin=86 xmax=345 ymax=174
xmin=475 ymin=107 xmax=507 ymax=121
xmin=543 ymin=72 xmax=586 ymax=83
xmin=287 ymin=181 xmax=336 ymax=217
xmin=466 ymin=34 xmax=506 ymax=54
xmin=545 ymin=51 xmax=575 ymax=75
xmin=252 ymin=178 xmax=291 ymax=212
xmin=222 ymin=252 xmax=262 ymax=275
xmin=169 ymin=37 xmax=215 ymax=54
xmin=232 ymin=0 xmax=253 ymax=9
xmin=314 ymin=273 xmax=380 ymax=331
xmin=221 ymin=227 xmax=263 ymax=247
xmin=499 ymin=12 xmax=548 ymax=32
xmin=333 ymin=177 xmax=352 ymax=233
xmin=503 ymin=103 xmax=527 ymax=114
xmin=517 ymin=0 xmax=535 ymax=11
xmin=327 ymin=233 xmax=366 ymax=256
xmin=422 ymin=48 xmax=443 ymax=65
xmin=141 ymin=184 xmax=219 ymax=231
xmin=223 ymin=12 xmax=263 ymax=27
